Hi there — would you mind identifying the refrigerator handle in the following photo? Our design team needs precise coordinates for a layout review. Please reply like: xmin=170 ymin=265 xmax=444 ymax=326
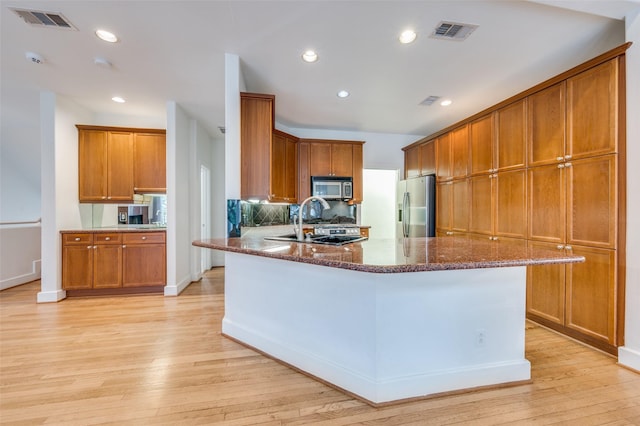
xmin=402 ymin=192 xmax=410 ymax=237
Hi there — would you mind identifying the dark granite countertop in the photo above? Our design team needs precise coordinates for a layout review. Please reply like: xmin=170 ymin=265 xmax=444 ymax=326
xmin=193 ymin=235 xmax=584 ymax=274
xmin=61 ymin=226 xmax=166 ymax=233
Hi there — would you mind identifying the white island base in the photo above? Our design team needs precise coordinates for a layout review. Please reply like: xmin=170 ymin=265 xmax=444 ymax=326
xmin=222 ymin=252 xmax=531 ymax=405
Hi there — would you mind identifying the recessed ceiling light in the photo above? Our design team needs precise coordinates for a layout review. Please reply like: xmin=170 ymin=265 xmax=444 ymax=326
xmin=302 ymin=50 xmax=318 ymax=63
xmin=111 ymin=96 xmax=125 ymax=103
xmin=96 ymin=29 xmax=118 ymax=43
xmin=440 ymin=99 xmax=453 ymax=106
xmin=337 ymin=90 xmax=350 ymax=98
xmin=399 ymin=30 xmax=417 ymax=44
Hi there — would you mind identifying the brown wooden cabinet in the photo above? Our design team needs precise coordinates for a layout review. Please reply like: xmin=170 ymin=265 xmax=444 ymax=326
xmin=62 ymin=231 xmax=166 ymax=293
xmin=405 ymin=145 xmax=421 ymax=178
xmin=403 ymin=139 xmax=435 ymax=179
xmin=271 ymin=130 xmax=298 ymax=203
xmin=436 ymin=179 xmax=469 ymax=235
xmin=436 ymin=134 xmax=452 ymax=181
xmin=496 ymin=99 xmax=527 ymax=171
xmin=298 ymin=139 xmax=364 ymax=203
xmin=528 ymin=82 xmax=566 ymax=168
xmin=470 ymin=114 xmax=495 ymax=175
xmin=240 ymin=93 xmax=300 ymax=202
xmin=451 ymin=125 xmax=469 ymax=179
xmin=78 ymin=128 xmax=134 ymax=202
xmin=77 ymin=125 xmax=166 ymax=202
xmin=122 ymin=232 xmax=166 ymax=287
xmin=134 ymin=132 xmax=166 ymax=193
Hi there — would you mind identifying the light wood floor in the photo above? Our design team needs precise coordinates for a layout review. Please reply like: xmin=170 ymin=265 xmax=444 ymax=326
xmin=1 ymin=269 xmax=639 ymax=425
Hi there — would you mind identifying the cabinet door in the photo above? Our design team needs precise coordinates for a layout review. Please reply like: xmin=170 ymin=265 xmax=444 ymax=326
xmin=107 ymin=132 xmax=134 ymax=201
xmin=78 ymin=130 xmax=107 ymax=202
xmin=419 ymin=141 xmax=435 ymax=176
xmin=469 ymin=174 xmax=494 ymax=236
xmin=451 ymin=179 xmax=469 ymax=233
xmin=495 ymin=169 xmax=527 ymax=239
xmin=436 ymin=182 xmax=452 ymax=231
xmin=93 ymin=244 xmax=122 ymax=288
xmin=122 ymin=244 xmax=166 ymax=287
xmin=134 ymin=132 xmax=166 ymax=193
xmin=270 ymin=132 xmax=286 ymax=201
xmin=451 ymin=125 xmax=469 ymax=179
xmin=240 ymin=93 xmax=274 ymax=199
xmin=62 ymin=244 xmax=93 ymax=289
xmin=526 ymin=241 xmax=566 ymax=325
xmin=331 ymin=143 xmax=353 ymax=177
xmin=566 ymin=245 xmax=617 ymax=345
xmin=284 ymin=135 xmax=298 ymax=202
xmin=351 ymin=143 xmax=363 ymax=203
xmin=298 ymin=142 xmax=310 ymax=201
xmin=435 ymin=134 xmax=452 ymax=181
xmin=567 ymin=59 xmax=618 ymax=159
xmin=567 ymin=155 xmax=617 ymax=249
xmin=496 ymin=99 xmax=527 ymax=170
xmin=309 ymin=143 xmax=332 ymax=176
xmin=470 ymin=114 xmax=494 ymax=175
xmin=528 ymin=164 xmax=565 ymax=243
xmin=405 ymin=145 xmax=420 ymax=178
xmin=528 ymin=82 xmax=566 ymax=167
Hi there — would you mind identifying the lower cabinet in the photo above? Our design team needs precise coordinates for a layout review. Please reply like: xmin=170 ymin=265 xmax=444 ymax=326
xmin=62 ymin=231 xmax=166 ymax=292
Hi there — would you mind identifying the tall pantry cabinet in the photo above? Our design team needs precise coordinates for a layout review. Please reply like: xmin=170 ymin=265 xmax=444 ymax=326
xmin=402 ymin=44 xmax=628 ymax=354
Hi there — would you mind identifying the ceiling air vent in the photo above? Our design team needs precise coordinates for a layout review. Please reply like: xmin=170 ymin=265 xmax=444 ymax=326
xmin=420 ymin=96 xmax=441 ymax=106
xmin=10 ymin=8 xmax=77 ymax=30
xmin=430 ymin=21 xmax=477 ymax=41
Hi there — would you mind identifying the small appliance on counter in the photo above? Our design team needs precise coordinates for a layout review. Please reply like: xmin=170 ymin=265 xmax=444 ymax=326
xmin=118 ymin=205 xmax=149 ymax=225
xmin=311 ymin=176 xmax=353 ymax=200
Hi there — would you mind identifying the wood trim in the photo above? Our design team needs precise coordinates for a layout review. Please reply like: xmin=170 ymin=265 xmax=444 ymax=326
xmin=617 ymin=54 xmax=627 ymax=347
xmin=402 ymin=42 xmax=632 ymax=151
xmin=75 ymin=125 xmax=166 ymax=134
xmin=65 ymin=286 xmax=164 ymax=297
xmin=299 ymin=138 xmax=365 ymax=146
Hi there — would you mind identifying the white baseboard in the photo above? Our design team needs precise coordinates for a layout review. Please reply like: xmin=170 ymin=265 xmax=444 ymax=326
xmin=618 ymin=346 xmax=640 ymax=372
xmin=37 ymin=288 xmax=66 ymax=303
xmin=1 ymin=259 xmax=41 ymax=290
xmin=164 ymin=274 xmax=192 ymax=296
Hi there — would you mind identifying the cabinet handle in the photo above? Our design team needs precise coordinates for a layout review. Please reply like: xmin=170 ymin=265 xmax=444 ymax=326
xmin=101 ymin=196 xmax=107 ymax=200
xmin=557 ymin=244 xmax=564 ymax=250
xmin=93 ymin=246 xmax=97 ymax=249
xmin=556 ymin=156 xmax=564 ymax=161
xmin=141 ymin=236 xmax=147 ymax=240
xmin=107 ymin=196 xmax=112 ymax=200
xmin=446 ymin=231 xmax=454 ymax=236
xmin=87 ymin=245 xmax=92 ymax=249
xmin=105 ymin=237 xmax=110 ymax=241
xmin=565 ymin=162 xmax=572 ymax=168
xmin=564 ymin=155 xmax=572 ymax=160
xmin=122 ymin=245 xmax=126 ymax=248
xmin=565 ymin=245 xmax=572 ymax=250
xmin=75 ymin=237 xmax=81 ymax=241
xmin=557 ymin=164 xmax=565 ymax=169
xmin=493 ymin=236 xmax=499 ymax=241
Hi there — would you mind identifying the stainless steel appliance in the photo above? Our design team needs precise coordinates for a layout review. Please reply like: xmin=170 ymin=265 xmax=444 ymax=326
xmin=311 ymin=176 xmax=353 ymax=200
xmin=118 ymin=205 xmax=149 ymax=225
xmin=397 ymin=175 xmax=436 ymax=238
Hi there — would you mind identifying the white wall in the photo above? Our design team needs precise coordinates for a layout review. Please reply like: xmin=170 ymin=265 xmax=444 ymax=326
xmin=224 ymin=53 xmax=245 ymax=200
xmin=165 ymin=102 xmax=192 ymax=296
xmin=619 ymin=9 xmax=640 ymax=372
xmin=362 ymin=169 xmax=398 ymax=239
xmin=38 ymin=93 xmax=93 ymax=302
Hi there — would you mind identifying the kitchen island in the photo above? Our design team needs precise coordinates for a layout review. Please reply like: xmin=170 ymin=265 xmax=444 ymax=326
xmin=193 ymin=235 xmax=583 ymax=405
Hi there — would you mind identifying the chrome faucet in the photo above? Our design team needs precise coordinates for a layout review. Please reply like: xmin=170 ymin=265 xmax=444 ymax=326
xmin=297 ymin=196 xmax=330 ymax=241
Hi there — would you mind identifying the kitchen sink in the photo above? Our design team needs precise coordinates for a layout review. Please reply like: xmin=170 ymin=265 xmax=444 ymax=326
xmin=264 ymin=234 xmax=367 ymax=246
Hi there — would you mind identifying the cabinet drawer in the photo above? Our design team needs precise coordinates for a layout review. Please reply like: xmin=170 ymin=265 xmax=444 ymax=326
xmin=123 ymin=232 xmax=166 ymax=244
xmin=63 ymin=233 xmax=93 ymax=245
xmin=94 ymin=233 xmax=123 ymax=244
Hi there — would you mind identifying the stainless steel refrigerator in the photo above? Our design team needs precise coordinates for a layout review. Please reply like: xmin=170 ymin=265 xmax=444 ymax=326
xmin=397 ymin=175 xmax=436 ymax=238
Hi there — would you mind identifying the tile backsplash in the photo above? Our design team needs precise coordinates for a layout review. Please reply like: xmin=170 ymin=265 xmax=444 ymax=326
xmin=241 ymin=202 xmax=289 ymax=227
xmin=241 ymin=200 xmax=357 ymax=227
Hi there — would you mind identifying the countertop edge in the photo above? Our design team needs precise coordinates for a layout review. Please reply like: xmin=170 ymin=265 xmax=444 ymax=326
xmin=192 ymin=239 xmax=585 ymax=274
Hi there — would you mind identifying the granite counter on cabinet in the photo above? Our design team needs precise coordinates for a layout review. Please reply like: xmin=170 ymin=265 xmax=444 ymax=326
xmin=192 ymin=235 xmax=583 ymax=405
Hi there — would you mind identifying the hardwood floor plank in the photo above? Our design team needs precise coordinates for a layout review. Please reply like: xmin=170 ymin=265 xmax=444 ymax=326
xmin=2 ymin=268 xmax=639 ymax=425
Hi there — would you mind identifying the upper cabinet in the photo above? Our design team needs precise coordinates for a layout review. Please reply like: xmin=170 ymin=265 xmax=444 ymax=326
xmin=469 ymin=114 xmax=495 ymax=175
xmin=528 ymin=82 xmax=566 ymax=167
xmin=496 ymin=99 xmax=527 ymax=171
xmin=240 ymin=92 xmax=300 ymax=203
xmin=566 ymin=58 xmax=618 ymax=159
xmin=78 ymin=127 xmax=134 ymax=202
xmin=299 ymin=139 xmax=364 ymax=203
xmin=134 ymin=132 xmax=166 ymax=193
xmin=77 ymin=125 xmax=166 ymax=203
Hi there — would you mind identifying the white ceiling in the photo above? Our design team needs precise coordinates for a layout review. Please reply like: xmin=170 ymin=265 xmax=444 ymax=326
xmin=1 ymin=1 xmax=638 ymax=157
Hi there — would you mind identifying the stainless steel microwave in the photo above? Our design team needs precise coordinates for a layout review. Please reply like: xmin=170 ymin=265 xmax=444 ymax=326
xmin=311 ymin=176 xmax=353 ymax=200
